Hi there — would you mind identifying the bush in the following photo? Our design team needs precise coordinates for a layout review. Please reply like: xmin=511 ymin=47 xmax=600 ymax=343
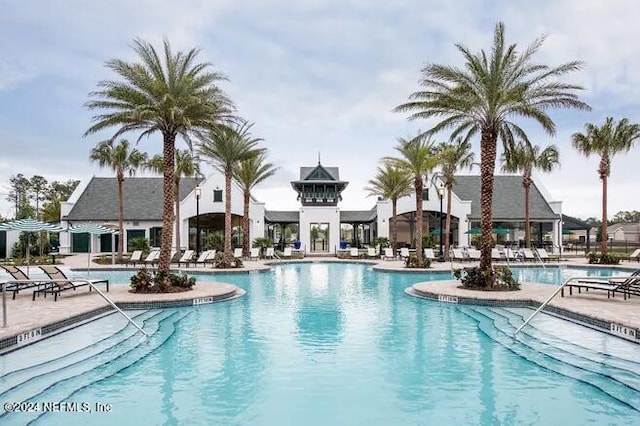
xmin=453 ymin=266 xmax=520 ymax=291
xmin=204 ymin=231 xmax=224 ymax=252
xmin=130 ymin=268 xmax=196 ymax=292
xmin=130 ymin=268 xmax=154 ymax=292
xmin=169 ymin=273 xmax=197 ymax=289
xmin=404 ymin=253 xmax=431 ymax=269
xmin=372 ymin=237 xmax=389 ymax=248
xmin=252 ymin=237 xmax=274 ymax=255
xmin=586 ymin=252 xmax=621 ymax=265
xmin=128 ymin=237 xmax=150 ymax=253
xmin=213 ymin=252 xmax=243 ymax=269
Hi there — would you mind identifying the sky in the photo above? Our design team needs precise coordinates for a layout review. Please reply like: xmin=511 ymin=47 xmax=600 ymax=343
xmin=1 ymin=0 xmax=640 ymax=220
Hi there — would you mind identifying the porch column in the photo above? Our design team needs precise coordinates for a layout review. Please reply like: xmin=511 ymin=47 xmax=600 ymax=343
xmin=552 ymin=219 xmax=560 ymax=254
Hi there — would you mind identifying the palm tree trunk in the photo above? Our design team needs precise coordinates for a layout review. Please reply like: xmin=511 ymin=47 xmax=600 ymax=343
xmin=116 ymin=169 xmax=124 ymax=263
xmin=391 ymin=198 xmax=398 ymax=252
xmin=174 ymin=178 xmax=181 ymax=254
xmin=445 ymin=185 xmax=452 ymax=261
xmin=524 ymin=185 xmax=531 ymax=249
xmin=479 ymin=128 xmax=497 ymax=286
xmin=601 ymin=175 xmax=608 ymax=254
xmin=224 ymin=167 xmax=232 ymax=255
xmin=415 ymin=177 xmax=423 ymax=263
xmin=158 ymin=133 xmax=176 ymax=281
xmin=243 ymin=189 xmax=250 ymax=257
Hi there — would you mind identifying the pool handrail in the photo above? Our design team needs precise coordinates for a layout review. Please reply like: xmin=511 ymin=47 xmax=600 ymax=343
xmin=513 ymin=274 xmax=625 ymax=336
xmin=1 ymin=278 xmax=149 ymax=337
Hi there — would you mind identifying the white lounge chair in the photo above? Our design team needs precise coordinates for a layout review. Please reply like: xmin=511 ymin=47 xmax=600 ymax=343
xmin=192 ymin=250 xmax=211 ymax=266
xmin=505 ymin=248 xmax=517 ymax=261
xmin=126 ymin=250 xmax=143 ymax=266
xmin=265 ymin=247 xmax=275 ymax=259
xmin=143 ymin=250 xmax=160 ymax=266
xmin=535 ymin=248 xmax=559 ymax=262
xmin=382 ymin=248 xmax=394 ymax=260
xmin=233 ymin=248 xmax=243 ymax=259
xmin=522 ymin=248 xmax=536 ymax=262
xmin=177 ymin=250 xmax=194 ymax=266
xmin=350 ymin=248 xmax=359 ymax=257
xmin=628 ymin=249 xmax=640 ymax=262
xmin=400 ymin=247 xmax=410 ymax=260
xmin=423 ymin=248 xmax=436 ymax=260
xmin=367 ymin=247 xmax=377 ymax=258
xmin=467 ymin=248 xmax=481 ymax=260
xmin=491 ymin=248 xmax=503 ymax=261
xmin=283 ymin=247 xmax=292 ymax=258
xmin=250 ymin=248 xmax=260 ymax=260
xmin=451 ymin=248 xmax=467 ymax=261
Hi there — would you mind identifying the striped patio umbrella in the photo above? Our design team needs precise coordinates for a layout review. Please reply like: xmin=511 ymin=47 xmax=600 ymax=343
xmin=67 ymin=224 xmax=119 ymax=271
xmin=0 ymin=218 xmax=66 ymax=274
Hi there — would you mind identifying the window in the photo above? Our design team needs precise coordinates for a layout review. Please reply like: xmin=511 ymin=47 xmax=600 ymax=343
xmin=213 ymin=189 xmax=223 ymax=202
xmin=422 ymin=189 xmax=429 ymax=201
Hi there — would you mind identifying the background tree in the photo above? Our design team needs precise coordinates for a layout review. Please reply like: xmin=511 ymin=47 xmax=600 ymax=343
xmin=46 ymin=180 xmax=80 ymax=202
xmin=365 ymin=164 xmax=412 ymax=253
xmin=501 ymin=142 xmax=559 ymax=248
xmin=384 ymin=136 xmax=438 ymax=264
xmin=85 ymin=38 xmax=233 ymax=284
xmin=148 ymin=149 xmax=201 ymax=253
xmin=234 ymin=152 xmax=279 ymax=257
xmin=29 ymin=175 xmax=49 ymax=255
xmin=198 ymin=123 xmax=263 ymax=260
xmin=90 ymin=139 xmax=148 ymax=262
xmin=438 ymin=138 xmax=475 ymax=260
xmin=6 ymin=174 xmax=31 ymax=219
xmin=41 ymin=195 xmax=61 ymax=223
xmin=572 ymin=117 xmax=640 ymax=254
xmin=612 ymin=210 xmax=640 ymax=224
xmin=395 ymin=22 xmax=589 ymax=286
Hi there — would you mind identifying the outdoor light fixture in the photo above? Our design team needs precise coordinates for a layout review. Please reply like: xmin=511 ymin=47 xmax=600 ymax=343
xmin=195 ymin=186 xmax=202 ymax=256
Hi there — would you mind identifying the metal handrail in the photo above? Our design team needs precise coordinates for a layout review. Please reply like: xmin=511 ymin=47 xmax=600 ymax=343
xmin=1 ymin=279 xmax=148 ymax=337
xmin=513 ymin=275 xmax=620 ymax=336
xmin=533 ymin=249 xmax=546 ymax=269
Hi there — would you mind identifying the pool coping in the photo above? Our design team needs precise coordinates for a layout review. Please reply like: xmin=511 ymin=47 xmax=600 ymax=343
xmin=406 ymin=283 xmax=640 ymax=344
xmin=0 ymin=285 xmax=245 ymax=355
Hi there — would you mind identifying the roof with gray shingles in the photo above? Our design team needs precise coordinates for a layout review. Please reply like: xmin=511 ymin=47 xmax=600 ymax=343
xmin=562 ymin=215 xmax=591 ymax=231
xmin=340 ymin=210 xmax=377 ymax=223
xmin=452 ymin=175 xmax=558 ymax=221
xmin=264 ymin=210 xmax=300 ymax=223
xmin=299 ymin=165 xmax=340 ymax=180
xmin=64 ymin=177 xmax=202 ymax=221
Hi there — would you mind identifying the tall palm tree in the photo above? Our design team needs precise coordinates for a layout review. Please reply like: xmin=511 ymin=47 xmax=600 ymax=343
xmin=198 ymin=122 xmax=264 ymax=257
xmin=571 ymin=117 xmax=640 ymax=254
xmin=384 ymin=137 xmax=439 ymax=264
xmin=41 ymin=195 xmax=61 ymax=223
xmin=89 ymin=139 xmax=148 ymax=262
xmin=85 ymin=38 xmax=233 ymax=280
xmin=501 ymin=142 xmax=559 ymax=248
xmin=234 ymin=152 xmax=279 ymax=257
xmin=148 ymin=149 xmax=201 ymax=253
xmin=365 ymin=164 xmax=412 ymax=253
xmin=395 ymin=22 xmax=589 ymax=286
xmin=438 ymin=138 xmax=475 ymax=260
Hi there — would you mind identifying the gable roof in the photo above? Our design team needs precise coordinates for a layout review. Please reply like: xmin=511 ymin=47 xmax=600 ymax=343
xmin=299 ymin=165 xmax=340 ymax=180
xmin=562 ymin=215 xmax=591 ymax=231
xmin=64 ymin=177 xmax=202 ymax=221
xmin=609 ymin=223 xmax=640 ymax=234
xmin=452 ymin=175 xmax=558 ymax=221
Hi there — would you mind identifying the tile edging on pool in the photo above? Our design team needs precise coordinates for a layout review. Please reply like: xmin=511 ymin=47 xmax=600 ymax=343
xmin=405 ymin=287 xmax=640 ymax=345
xmin=0 ymin=289 xmax=245 ymax=355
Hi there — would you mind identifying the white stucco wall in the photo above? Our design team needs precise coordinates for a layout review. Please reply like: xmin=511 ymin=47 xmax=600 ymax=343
xmin=299 ymin=206 xmax=340 ymax=252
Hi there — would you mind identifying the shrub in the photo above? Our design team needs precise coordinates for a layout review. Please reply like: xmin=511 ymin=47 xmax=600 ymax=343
xmin=453 ymin=266 xmax=520 ymax=291
xmin=204 ymin=231 xmax=224 ymax=252
xmin=213 ymin=252 xmax=243 ymax=269
xmin=130 ymin=268 xmax=154 ymax=292
xmin=586 ymin=252 xmax=621 ymax=265
xmin=404 ymin=253 xmax=431 ymax=269
xmin=128 ymin=237 xmax=150 ymax=253
xmin=372 ymin=237 xmax=389 ymax=248
xmin=130 ymin=268 xmax=196 ymax=292
xmin=170 ymin=273 xmax=196 ymax=289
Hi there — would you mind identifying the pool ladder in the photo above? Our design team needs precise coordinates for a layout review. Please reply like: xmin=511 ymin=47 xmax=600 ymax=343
xmin=2 ymin=279 xmax=148 ymax=337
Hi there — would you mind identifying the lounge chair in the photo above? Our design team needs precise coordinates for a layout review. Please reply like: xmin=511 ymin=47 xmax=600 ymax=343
xmin=382 ymin=248 xmax=394 ymax=260
xmin=143 ymin=250 xmax=160 ymax=266
xmin=424 ymin=248 xmax=436 ymax=261
xmin=504 ymin=248 xmax=517 ymax=261
xmin=282 ymin=247 xmax=292 ymax=258
xmin=561 ymin=270 xmax=640 ymax=300
xmin=126 ymin=250 xmax=143 ymax=266
xmin=451 ymin=248 xmax=468 ymax=261
xmin=491 ymin=248 xmax=503 ymax=261
xmin=249 ymin=248 xmax=260 ymax=260
xmin=367 ymin=247 xmax=377 ymax=258
xmin=233 ymin=248 xmax=243 ymax=259
xmin=535 ymin=248 xmax=559 ymax=262
xmin=400 ymin=247 xmax=410 ymax=261
xmin=627 ymin=249 xmax=640 ymax=262
xmin=265 ymin=247 xmax=275 ymax=259
xmin=521 ymin=248 xmax=536 ymax=262
xmin=350 ymin=248 xmax=359 ymax=257
xmin=0 ymin=265 xmax=53 ymax=299
xmin=191 ymin=250 xmax=212 ymax=266
xmin=467 ymin=249 xmax=481 ymax=261
xmin=35 ymin=265 xmax=109 ymax=301
xmin=177 ymin=250 xmax=195 ymax=267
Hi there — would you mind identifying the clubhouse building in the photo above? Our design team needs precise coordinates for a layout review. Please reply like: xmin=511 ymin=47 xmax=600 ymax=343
xmin=58 ymin=161 xmax=566 ymax=255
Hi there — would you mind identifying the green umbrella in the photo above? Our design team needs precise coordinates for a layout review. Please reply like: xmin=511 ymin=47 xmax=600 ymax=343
xmin=430 ymin=228 xmax=445 ymax=235
xmin=0 ymin=218 xmax=66 ymax=274
xmin=492 ymin=227 xmax=510 ymax=235
xmin=67 ymin=223 xmax=119 ymax=272
xmin=465 ymin=227 xmax=482 ymax=235
xmin=562 ymin=229 xmax=574 ymax=235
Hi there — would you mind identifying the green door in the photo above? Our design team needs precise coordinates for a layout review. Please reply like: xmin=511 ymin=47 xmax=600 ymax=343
xmin=0 ymin=231 xmax=6 ymax=258
xmin=72 ymin=233 xmax=90 ymax=253
xmin=100 ymin=233 xmax=120 ymax=252
xmin=127 ymin=229 xmax=146 ymax=252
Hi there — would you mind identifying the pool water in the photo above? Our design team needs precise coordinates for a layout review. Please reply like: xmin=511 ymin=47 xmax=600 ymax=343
xmin=1 ymin=263 xmax=639 ymax=425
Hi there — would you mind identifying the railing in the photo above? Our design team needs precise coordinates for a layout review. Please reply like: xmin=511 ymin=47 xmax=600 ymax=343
xmin=513 ymin=275 xmax=609 ymax=336
xmin=1 ymin=279 xmax=149 ymax=337
xmin=533 ymin=249 xmax=546 ymax=269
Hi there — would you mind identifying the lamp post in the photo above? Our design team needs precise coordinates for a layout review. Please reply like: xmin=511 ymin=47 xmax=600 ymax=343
xmin=437 ymin=183 xmax=445 ymax=262
xmin=195 ymin=186 xmax=202 ymax=257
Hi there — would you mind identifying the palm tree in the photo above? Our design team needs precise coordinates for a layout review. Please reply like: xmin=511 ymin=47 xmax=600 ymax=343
xmin=365 ymin=164 xmax=412 ymax=253
xmin=501 ymin=142 xmax=559 ymax=248
xmin=438 ymin=138 xmax=475 ymax=260
xmin=41 ymin=195 xmax=61 ymax=223
xmin=85 ymin=38 xmax=233 ymax=280
xmin=571 ymin=117 xmax=640 ymax=254
xmin=384 ymin=137 xmax=439 ymax=264
xmin=148 ymin=149 xmax=201 ymax=253
xmin=395 ymin=22 xmax=589 ymax=286
xmin=234 ymin=152 xmax=279 ymax=257
xmin=198 ymin=122 xmax=264 ymax=258
xmin=89 ymin=139 xmax=148 ymax=262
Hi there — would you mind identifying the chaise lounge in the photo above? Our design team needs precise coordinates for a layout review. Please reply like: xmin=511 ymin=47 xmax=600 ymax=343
xmin=561 ymin=269 xmax=640 ymax=300
xmin=34 ymin=265 xmax=109 ymax=301
xmin=1 ymin=265 xmax=53 ymax=299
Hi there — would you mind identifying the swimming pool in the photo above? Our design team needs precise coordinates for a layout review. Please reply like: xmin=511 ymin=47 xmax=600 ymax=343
xmin=1 ymin=263 xmax=638 ymax=425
